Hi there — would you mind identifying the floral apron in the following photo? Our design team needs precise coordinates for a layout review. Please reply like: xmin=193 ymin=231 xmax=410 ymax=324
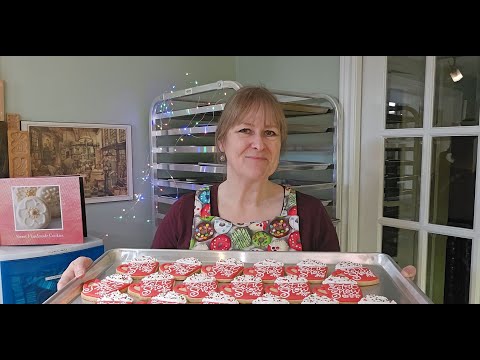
xmin=189 ymin=186 xmax=302 ymax=251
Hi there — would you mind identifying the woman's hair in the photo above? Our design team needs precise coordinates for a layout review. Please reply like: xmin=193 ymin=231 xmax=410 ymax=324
xmin=214 ymin=86 xmax=287 ymax=163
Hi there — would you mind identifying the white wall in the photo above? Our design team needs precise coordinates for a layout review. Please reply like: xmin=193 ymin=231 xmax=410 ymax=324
xmin=235 ymin=56 xmax=339 ymax=96
xmin=0 ymin=56 xmax=236 ymax=250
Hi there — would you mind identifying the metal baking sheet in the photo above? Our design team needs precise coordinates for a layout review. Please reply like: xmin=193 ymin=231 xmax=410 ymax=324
xmin=44 ymin=249 xmax=432 ymax=304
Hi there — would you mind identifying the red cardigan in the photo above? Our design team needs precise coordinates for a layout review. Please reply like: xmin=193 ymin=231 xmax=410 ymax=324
xmin=152 ymin=184 xmax=340 ymax=252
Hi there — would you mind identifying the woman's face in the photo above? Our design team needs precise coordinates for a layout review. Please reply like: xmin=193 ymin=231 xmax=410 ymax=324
xmin=220 ymin=107 xmax=281 ymax=182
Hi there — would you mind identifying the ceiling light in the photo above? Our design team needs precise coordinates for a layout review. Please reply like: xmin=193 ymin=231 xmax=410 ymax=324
xmin=450 ymin=57 xmax=463 ymax=82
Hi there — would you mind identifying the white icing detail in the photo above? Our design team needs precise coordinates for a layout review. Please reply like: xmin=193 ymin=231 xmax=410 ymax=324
xmin=338 ymin=267 xmax=377 ymax=280
xmin=202 ymin=291 xmax=239 ymax=304
xmin=97 ymin=290 xmax=134 ymax=304
xmin=36 ymin=186 xmax=61 ymax=218
xmin=150 ymin=291 xmax=187 ymax=304
xmin=335 ymin=261 xmax=363 ymax=270
xmin=252 ymin=293 xmax=290 ymax=304
xmin=323 ymin=275 xmax=357 ymax=285
xmin=301 ymin=294 xmax=339 ymax=304
xmin=176 ymin=257 xmax=202 ymax=266
xmin=183 ymin=273 xmax=216 ymax=284
xmin=274 ymin=275 xmax=308 ymax=285
xmin=254 ymin=259 xmax=284 ymax=267
xmin=297 ymin=259 xmax=327 ymax=267
xmin=216 ymin=258 xmax=244 ymax=267
xmin=358 ymin=294 xmax=396 ymax=304
xmin=141 ymin=272 xmax=174 ymax=282
xmin=128 ymin=255 xmax=158 ymax=264
xmin=105 ymin=274 xmax=134 ymax=284
xmin=231 ymin=275 xmax=262 ymax=284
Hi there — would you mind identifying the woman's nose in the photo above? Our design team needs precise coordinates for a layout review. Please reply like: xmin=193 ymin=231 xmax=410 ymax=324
xmin=251 ymin=134 xmax=266 ymax=150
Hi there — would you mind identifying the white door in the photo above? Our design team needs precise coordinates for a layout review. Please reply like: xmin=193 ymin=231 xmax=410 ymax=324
xmin=358 ymin=56 xmax=480 ymax=304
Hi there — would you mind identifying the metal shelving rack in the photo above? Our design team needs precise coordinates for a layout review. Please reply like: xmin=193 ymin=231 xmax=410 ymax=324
xmin=149 ymin=80 xmax=342 ymax=228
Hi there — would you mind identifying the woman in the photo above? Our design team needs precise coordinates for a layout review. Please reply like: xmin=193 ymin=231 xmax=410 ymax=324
xmin=57 ymin=86 xmax=415 ymax=290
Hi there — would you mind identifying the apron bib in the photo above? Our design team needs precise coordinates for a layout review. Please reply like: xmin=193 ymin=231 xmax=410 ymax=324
xmin=189 ymin=186 xmax=302 ymax=251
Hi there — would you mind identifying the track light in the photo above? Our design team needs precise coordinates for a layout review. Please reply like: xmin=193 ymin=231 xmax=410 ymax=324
xmin=450 ymin=57 xmax=463 ymax=82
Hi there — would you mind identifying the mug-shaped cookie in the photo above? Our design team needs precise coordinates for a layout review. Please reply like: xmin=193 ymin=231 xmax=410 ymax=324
xmin=313 ymin=275 xmax=363 ymax=304
xmin=81 ymin=274 xmax=133 ymax=303
xmin=116 ymin=255 xmax=159 ymax=281
xmin=127 ymin=272 xmax=175 ymax=301
xmin=243 ymin=258 xmax=284 ymax=283
xmin=159 ymin=257 xmax=202 ymax=280
xmin=332 ymin=261 xmax=379 ymax=286
xmin=264 ymin=275 xmax=311 ymax=303
xmin=201 ymin=257 xmax=244 ymax=282
xmin=219 ymin=275 xmax=264 ymax=304
xmin=284 ymin=259 xmax=328 ymax=284
xmin=173 ymin=273 xmax=218 ymax=303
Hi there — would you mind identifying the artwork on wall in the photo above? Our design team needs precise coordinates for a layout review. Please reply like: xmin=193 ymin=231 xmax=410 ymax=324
xmin=21 ymin=121 xmax=133 ymax=204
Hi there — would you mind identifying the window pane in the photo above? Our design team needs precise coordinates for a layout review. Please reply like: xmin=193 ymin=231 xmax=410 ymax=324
xmin=427 ymin=234 xmax=471 ymax=304
xmin=386 ymin=56 xmax=425 ymax=129
xmin=384 ymin=138 xmax=422 ymax=221
xmin=430 ymin=136 xmax=477 ymax=229
xmin=433 ymin=56 xmax=480 ymax=127
xmin=382 ymin=226 xmax=417 ymax=275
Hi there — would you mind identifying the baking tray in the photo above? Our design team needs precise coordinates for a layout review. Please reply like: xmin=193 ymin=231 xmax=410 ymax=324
xmin=43 ymin=249 xmax=433 ymax=304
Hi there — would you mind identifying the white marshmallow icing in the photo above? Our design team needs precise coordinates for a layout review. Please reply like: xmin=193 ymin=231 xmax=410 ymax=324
xmin=176 ymin=257 xmax=202 ymax=266
xmin=335 ymin=261 xmax=363 ymax=270
xmin=104 ymin=274 xmax=133 ymax=284
xmin=150 ymin=291 xmax=187 ymax=304
xmin=183 ymin=273 xmax=216 ymax=284
xmin=297 ymin=259 xmax=327 ymax=268
xmin=141 ymin=272 xmax=174 ymax=282
xmin=274 ymin=275 xmax=308 ymax=285
xmin=202 ymin=292 xmax=239 ymax=304
xmin=231 ymin=275 xmax=263 ymax=284
xmin=322 ymin=275 xmax=357 ymax=285
xmin=97 ymin=290 xmax=134 ymax=303
xmin=358 ymin=294 xmax=397 ymax=304
xmin=301 ymin=293 xmax=339 ymax=304
xmin=216 ymin=258 xmax=244 ymax=267
xmin=254 ymin=259 xmax=284 ymax=267
xmin=252 ymin=293 xmax=289 ymax=304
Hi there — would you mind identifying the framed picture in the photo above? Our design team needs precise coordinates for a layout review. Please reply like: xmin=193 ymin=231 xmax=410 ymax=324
xmin=21 ymin=121 xmax=133 ymax=204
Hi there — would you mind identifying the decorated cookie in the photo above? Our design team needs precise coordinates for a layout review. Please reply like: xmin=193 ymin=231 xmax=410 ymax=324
xmin=332 ymin=261 xmax=379 ymax=286
xmin=244 ymin=259 xmax=284 ymax=283
xmin=267 ymin=239 xmax=289 ymax=252
xmin=358 ymin=294 xmax=397 ymax=304
xmin=219 ymin=275 xmax=264 ymax=304
xmin=209 ymin=234 xmax=232 ymax=250
xmin=301 ymin=293 xmax=339 ymax=304
xmin=264 ymin=275 xmax=311 ymax=303
xmin=201 ymin=257 xmax=244 ymax=282
xmin=231 ymin=227 xmax=252 ymax=249
xmin=149 ymin=291 xmax=187 ymax=304
xmin=288 ymin=231 xmax=302 ymax=251
xmin=213 ymin=218 xmax=232 ymax=234
xmin=173 ymin=273 xmax=218 ymax=303
xmin=202 ymin=291 xmax=239 ymax=304
xmin=36 ymin=186 xmax=61 ymax=218
xmin=285 ymin=259 xmax=328 ymax=283
xmin=248 ymin=221 xmax=268 ymax=232
xmin=13 ymin=187 xmax=38 ymax=204
xmin=81 ymin=274 xmax=133 ymax=303
xmin=127 ymin=272 xmax=175 ymax=301
xmin=288 ymin=215 xmax=299 ymax=231
xmin=15 ymin=196 xmax=51 ymax=230
xmin=251 ymin=231 xmax=272 ymax=248
xmin=252 ymin=293 xmax=290 ymax=304
xmin=313 ymin=275 xmax=363 ymax=304
xmin=194 ymin=222 xmax=214 ymax=242
xmin=116 ymin=255 xmax=159 ymax=280
xmin=97 ymin=291 xmax=134 ymax=304
xmin=269 ymin=217 xmax=290 ymax=238
xmin=159 ymin=257 xmax=202 ymax=280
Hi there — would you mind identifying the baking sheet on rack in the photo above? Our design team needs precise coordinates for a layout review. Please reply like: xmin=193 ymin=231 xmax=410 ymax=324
xmin=44 ymin=249 xmax=433 ymax=304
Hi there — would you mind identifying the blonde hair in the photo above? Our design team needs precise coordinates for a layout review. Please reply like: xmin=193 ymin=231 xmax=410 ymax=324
xmin=215 ymin=86 xmax=287 ymax=163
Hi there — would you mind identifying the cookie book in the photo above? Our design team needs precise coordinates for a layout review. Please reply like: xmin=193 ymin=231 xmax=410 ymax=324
xmin=0 ymin=176 xmax=87 ymax=246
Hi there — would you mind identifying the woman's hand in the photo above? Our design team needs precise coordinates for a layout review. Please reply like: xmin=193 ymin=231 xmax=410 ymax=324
xmin=57 ymin=256 xmax=93 ymax=291
xmin=401 ymin=265 xmax=416 ymax=280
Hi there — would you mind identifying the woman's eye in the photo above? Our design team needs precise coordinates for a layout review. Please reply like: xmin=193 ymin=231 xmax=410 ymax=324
xmin=265 ymin=130 xmax=277 ymax=136
xmin=238 ymin=128 xmax=251 ymax=134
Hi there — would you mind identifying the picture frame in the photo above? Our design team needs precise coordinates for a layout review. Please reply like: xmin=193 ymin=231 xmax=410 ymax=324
xmin=20 ymin=121 xmax=133 ymax=204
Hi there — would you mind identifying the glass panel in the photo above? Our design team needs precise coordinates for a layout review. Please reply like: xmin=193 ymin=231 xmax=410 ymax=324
xmin=384 ymin=138 xmax=422 ymax=221
xmin=426 ymin=233 xmax=471 ymax=304
xmin=382 ymin=226 xmax=417 ymax=276
xmin=430 ymin=136 xmax=477 ymax=229
xmin=386 ymin=56 xmax=426 ymax=129
xmin=433 ymin=56 xmax=480 ymax=127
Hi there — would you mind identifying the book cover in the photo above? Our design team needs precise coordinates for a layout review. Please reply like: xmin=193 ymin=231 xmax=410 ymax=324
xmin=0 ymin=176 xmax=85 ymax=245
